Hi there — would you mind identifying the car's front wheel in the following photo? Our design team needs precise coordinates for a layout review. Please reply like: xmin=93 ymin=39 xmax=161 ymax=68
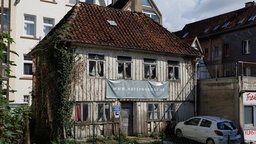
xmin=206 ymin=138 xmax=215 ymax=144
xmin=176 ymin=129 xmax=183 ymax=138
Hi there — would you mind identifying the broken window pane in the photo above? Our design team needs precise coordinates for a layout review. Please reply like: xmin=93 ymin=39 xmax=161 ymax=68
xmin=164 ymin=103 xmax=172 ymax=120
xmin=88 ymin=54 xmax=104 ymax=77
xmin=117 ymin=56 xmax=132 ymax=79
xmin=105 ymin=103 xmax=111 ymax=121
xmin=144 ymin=59 xmax=156 ymax=79
xmin=82 ymin=103 xmax=89 ymax=121
xmin=97 ymin=104 xmax=104 ymax=121
xmin=147 ymin=103 xmax=159 ymax=120
xmin=168 ymin=61 xmax=179 ymax=80
xmin=96 ymin=103 xmax=112 ymax=122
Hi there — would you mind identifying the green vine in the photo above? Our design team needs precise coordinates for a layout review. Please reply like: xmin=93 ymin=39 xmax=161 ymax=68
xmin=31 ymin=23 xmax=76 ymax=143
xmin=0 ymin=32 xmax=31 ymax=144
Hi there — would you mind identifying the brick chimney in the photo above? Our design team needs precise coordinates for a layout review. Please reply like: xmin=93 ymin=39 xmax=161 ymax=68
xmin=245 ymin=1 xmax=255 ymax=7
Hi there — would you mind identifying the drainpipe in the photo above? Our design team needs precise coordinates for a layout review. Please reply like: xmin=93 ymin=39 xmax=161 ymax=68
xmin=194 ymin=57 xmax=200 ymax=116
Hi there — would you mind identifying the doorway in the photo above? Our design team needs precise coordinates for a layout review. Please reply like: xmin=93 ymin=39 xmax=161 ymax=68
xmin=120 ymin=102 xmax=133 ymax=136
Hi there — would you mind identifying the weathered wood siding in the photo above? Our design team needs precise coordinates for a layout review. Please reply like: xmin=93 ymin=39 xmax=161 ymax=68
xmin=72 ymin=45 xmax=196 ymax=138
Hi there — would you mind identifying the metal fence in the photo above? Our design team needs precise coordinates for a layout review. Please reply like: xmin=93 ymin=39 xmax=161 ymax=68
xmin=198 ymin=61 xmax=256 ymax=80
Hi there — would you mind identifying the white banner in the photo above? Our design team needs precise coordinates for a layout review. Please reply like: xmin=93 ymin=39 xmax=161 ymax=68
xmin=106 ymin=80 xmax=169 ymax=99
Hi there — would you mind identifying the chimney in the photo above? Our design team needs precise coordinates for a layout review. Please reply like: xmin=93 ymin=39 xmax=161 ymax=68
xmin=245 ymin=1 xmax=255 ymax=7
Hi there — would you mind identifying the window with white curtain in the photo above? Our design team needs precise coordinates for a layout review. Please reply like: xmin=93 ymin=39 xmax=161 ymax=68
xmin=117 ymin=56 xmax=131 ymax=79
xmin=168 ymin=61 xmax=179 ymax=80
xmin=24 ymin=15 xmax=36 ymax=36
xmin=144 ymin=58 xmax=156 ymax=79
xmin=95 ymin=103 xmax=112 ymax=122
xmin=43 ymin=17 xmax=54 ymax=37
xmin=88 ymin=53 xmax=104 ymax=77
xmin=147 ymin=103 xmax=159 ymax=120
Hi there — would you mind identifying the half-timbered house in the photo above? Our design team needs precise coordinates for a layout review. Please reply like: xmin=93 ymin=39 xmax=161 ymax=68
xmin=30 ymin=2 xmax=201 ymax=141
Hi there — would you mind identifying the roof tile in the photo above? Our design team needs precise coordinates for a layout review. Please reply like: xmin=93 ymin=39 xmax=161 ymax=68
xmin=38 ymin=2 xmax=200 ymax=57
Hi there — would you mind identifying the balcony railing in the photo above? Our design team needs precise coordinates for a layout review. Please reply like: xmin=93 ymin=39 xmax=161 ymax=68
xmin=198 ymin=61 xmax=256 ymax=80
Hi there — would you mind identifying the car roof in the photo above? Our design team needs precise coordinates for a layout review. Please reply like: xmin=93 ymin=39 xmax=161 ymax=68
xmin=194 ymin=116 xmax=231 ymax=122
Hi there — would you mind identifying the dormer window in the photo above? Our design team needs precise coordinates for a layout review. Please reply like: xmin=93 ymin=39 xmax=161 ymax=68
xmin=182 ymin=32 xmax=189 ymax=38
xmin=248 ymin=15 xmax=256 ymax=21
xmin=213 ymin=25 xmax=220 ymax=31
xmin=222 ymin=22 xmax=230 ymax=28
xmin=204 ymin=27 xmax=209 ymax=33
xmin=238 ymin=18 xmax=245 ymax=24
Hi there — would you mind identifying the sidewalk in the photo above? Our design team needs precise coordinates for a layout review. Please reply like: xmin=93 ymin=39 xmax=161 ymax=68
xmin=134 ymin=137 xmax=174 ymax=144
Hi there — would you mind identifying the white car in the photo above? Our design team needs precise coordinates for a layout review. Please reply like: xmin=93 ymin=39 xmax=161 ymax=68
xmin=175 ymin=116 xmax=241 ymax=144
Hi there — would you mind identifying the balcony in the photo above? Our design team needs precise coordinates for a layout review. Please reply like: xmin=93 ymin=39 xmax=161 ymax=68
xmin=198 ymin=61 xmax=256 ymax=80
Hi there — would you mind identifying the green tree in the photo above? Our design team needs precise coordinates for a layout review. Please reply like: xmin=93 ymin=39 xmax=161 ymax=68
xmin=0 ymin=32 xmax=31 ymax=144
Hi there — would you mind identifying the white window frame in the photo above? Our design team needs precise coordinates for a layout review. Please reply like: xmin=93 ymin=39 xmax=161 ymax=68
xmin=144 ymin=58 xmax=156 ymax=79
xmin=164 ymin=103 xmax=175 ymax=120
xmin=24 ymin=14 xmax=36 ymax=37
xmin=168 ymin=61 xmax=179 ymax=80
xmin=117 ymin=56 xmax=132 ymax=79
xmin=243 ymin=40 xmax=251 ymax=54
xmin=147 ymin=103 xmax=159 ymax=120
xmin=23 ymin=55 xmax=33 ymax=75
xmin=244 ymin=106 xmax=256 ymax=128
xmin=75 ymin=103 xmax=91 ymax=122
xmin=88 ymin=53 xmax=104 ymax=77
xmin=43 ymin=17 xmax=54 ymax=37
xmin=94 ymin=103 xmax=112 ymax=122
xmin=24 ymin=95 xmax=30 ymax=103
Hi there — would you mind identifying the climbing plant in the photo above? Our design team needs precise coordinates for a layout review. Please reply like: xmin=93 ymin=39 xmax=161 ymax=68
xmin=30 ymin=23 xmax=76 ymax=143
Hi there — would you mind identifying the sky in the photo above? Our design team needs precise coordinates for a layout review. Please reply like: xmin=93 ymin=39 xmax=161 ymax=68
xmin=154 ymin=0 xmax=248 ymax=32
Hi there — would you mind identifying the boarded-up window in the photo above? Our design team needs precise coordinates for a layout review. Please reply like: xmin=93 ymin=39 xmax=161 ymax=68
xmin=148 ymin=103 xmax=159 ymax=120
xmin=144 ymin=58 xmax=156 ymax=79
xmin=117 ymin=56 xmax=131 ymax=79
xmin=88 ymin=54 xmax=104 ymax=77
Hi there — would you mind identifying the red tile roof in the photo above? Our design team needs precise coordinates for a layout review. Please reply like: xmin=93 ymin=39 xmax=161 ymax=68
xmin=36 ymin=2 xmax=200 ymax=57
xmin=175 ymin=4 xmax=256 ymax=40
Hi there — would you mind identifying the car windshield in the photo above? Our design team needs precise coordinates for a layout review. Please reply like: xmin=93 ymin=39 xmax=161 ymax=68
xmin=217 ymin=121 xmax=236 ymax=130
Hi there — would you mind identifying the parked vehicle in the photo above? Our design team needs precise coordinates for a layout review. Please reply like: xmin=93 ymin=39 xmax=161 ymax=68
xmin=175 ymin=116 xmax=241 ymax=144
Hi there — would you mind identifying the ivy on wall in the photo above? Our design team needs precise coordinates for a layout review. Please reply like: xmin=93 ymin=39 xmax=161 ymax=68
xmin=31 ymin=23 xmax=76 ymax=143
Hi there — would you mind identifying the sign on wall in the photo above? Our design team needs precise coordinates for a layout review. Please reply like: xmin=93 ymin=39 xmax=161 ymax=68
xmin=106 ymin=80 xmax=169 ymax=99
xmin=243 ymin=92 xmax=256 ymax=105
xmin=244 ymin=130 xmax=256 ymax=142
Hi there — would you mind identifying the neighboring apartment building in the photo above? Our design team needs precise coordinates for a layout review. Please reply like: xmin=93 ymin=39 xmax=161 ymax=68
xmin=176 ymin=2 xmax=256 ymax=143
xmin=30 ymin=2 xmax=200 ymax=142
xmin=6 ymin=0 xmax=108 ymax=105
